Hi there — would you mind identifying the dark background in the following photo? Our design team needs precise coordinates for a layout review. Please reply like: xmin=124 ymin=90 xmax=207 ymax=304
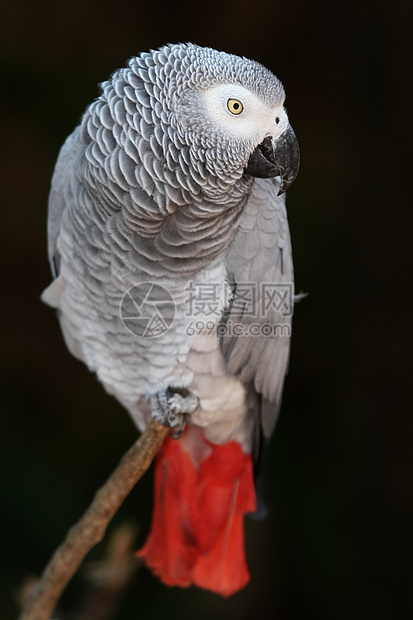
xmin=1 ymin=1 xmax=412 ymax=618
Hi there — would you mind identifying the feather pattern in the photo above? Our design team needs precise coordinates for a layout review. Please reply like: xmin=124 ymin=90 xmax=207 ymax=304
xmin=138 ymin=426 xmax=256 ymax=597
xmin=222 ymin=176 xmax=294 ymax=432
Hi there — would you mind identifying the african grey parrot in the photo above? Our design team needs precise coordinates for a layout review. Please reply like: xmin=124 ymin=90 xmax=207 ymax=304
xmin=42 ymin=43 xmax=300 ymax=596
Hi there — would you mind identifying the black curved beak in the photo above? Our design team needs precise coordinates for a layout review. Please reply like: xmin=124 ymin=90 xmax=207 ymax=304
xmin=245 ymin=124 xmax=300 ymax=195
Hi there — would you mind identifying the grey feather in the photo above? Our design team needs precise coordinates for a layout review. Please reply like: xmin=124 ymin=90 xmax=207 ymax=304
xmin=222 ymin=176 xmax=294 ymax=441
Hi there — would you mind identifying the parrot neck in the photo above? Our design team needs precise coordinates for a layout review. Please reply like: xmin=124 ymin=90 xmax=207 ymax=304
xmin=119 ymin=191 xmax=249 ymax=277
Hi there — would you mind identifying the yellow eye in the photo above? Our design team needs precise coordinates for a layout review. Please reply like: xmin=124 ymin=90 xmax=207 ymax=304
xmin=227 ymin=98 xmax=244 ymax=115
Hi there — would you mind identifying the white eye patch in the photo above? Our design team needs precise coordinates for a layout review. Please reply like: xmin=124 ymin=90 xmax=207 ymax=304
xmin=200 ymin=84 xmax=288 ymax=142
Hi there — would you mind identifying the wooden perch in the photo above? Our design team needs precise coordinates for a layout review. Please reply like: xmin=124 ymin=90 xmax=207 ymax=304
xmin=19 ymin=419 xmax=169 ymax=620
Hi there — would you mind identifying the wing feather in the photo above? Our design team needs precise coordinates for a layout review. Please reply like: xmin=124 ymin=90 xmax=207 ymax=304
xmin=222 ymin=177 xmax=294 ymax=440
xmin=46 ymin=130 xmax=82 ymax=276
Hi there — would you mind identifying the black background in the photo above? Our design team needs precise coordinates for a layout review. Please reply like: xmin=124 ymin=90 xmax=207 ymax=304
xmin=1 ymin=1 xmax=412 ymax=618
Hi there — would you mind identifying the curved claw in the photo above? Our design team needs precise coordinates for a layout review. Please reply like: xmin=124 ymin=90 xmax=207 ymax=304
xmin=150 ymin=387 xmax=199 ymax=439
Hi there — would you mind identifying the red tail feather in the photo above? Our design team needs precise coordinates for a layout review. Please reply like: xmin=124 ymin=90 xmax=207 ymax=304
xmin=138 ymin=427 xmax=256 ymax=596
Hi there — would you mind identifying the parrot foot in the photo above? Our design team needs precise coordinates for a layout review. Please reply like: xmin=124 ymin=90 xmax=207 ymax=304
xmin=151 ymin=387 xmax=199 ymax=439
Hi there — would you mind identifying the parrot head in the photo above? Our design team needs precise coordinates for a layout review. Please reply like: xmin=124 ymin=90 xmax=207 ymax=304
xmin=125 ymin=43 xmax=299 ymax=203
xmin=164 ymin=44 xmax=300 ymax=194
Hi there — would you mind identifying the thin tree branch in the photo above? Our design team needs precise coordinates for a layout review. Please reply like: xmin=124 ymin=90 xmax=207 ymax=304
xmin=19 ymin=419 xmax=169 ymax=620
